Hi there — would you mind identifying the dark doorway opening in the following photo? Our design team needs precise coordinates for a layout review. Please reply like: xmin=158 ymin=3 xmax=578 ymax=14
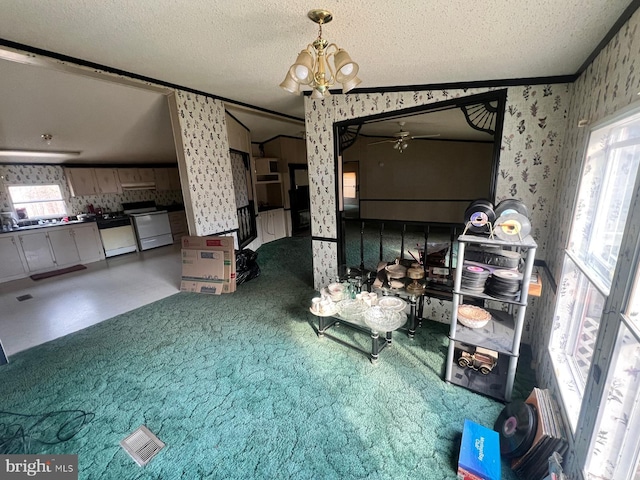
xmin=289 ymin=164 xmax=310 ymax=236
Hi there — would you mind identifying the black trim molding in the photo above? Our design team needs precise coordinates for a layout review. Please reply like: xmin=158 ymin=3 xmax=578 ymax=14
xmin=225 ymin=110 xmax=250 ymax=132
xmin=311 ymin=236 xmax=337 ymax=243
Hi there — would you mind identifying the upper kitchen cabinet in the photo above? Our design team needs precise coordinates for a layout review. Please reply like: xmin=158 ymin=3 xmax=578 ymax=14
xmin=154 ymin=167 xmax=181 ymax=191
xmin=117 ymin=168 xmax=155 ymax=188
xmin=154 ymin=168 xmax=171 ymax=190
xmin=169 ymin=168 xmax=181 ymax=190
xmin=65 ymin=168 xmax=98 ymax=196
xmin=94 ymin=168 xmax=122 ymax=194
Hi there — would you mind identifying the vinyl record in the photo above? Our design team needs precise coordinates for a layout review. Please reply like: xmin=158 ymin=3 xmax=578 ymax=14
xmin=494 ymin=213 xmax=532 ymax=241
xmin=495 ymin=199 xmax=529 ymax=220
xmin=494 ymin=401 xmax=538 ymax=458
xmin=464 ymin=200 xmax=496 ymax=234
xmin=493 ymin=269 xmax=523 ymax=281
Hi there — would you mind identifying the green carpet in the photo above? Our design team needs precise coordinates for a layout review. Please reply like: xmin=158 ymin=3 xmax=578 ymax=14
xmin=0 ymin=236 xmax=534 ymax=479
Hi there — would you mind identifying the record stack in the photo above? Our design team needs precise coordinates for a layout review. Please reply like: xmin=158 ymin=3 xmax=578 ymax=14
xmin=485 ymin=269 xmax=523 ymax=301
xmin=460 ymin=264 xmax=491 ymax=294
xmin=494 ymin=388 xmax=568 ymax=480
xmin=465 ymin=246 xmax=521 ymax=269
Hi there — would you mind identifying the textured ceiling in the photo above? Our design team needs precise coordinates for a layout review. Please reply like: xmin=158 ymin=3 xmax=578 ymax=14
xmin=1 ymin=1 xmax=635 ymax=118
xmin=0 ymin=0 xmax=636 ymax=153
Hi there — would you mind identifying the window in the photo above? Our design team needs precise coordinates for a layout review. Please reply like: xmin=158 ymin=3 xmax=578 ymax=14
xmin=8 ymin=185 xmax=67 ymax=219
xmin=551 ymin=108 xmax=640 ymax=427
xmin=343 ymin=172 xmax=356 ymax=198
xmin=550 ymin=106 xmax=640 ymax=479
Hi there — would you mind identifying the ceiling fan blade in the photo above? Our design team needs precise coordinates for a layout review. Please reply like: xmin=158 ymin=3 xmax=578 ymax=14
xmin=411 ymin=134 xmax=441 ymax=139
xmin=368 ymin=139 xmax=395 ymax=145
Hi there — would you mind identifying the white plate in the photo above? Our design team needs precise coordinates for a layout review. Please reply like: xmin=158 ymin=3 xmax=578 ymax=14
xmin=309 ymin=304 xmax=339 ymax=317
xmin=377 ymin=296 xmax=407 ymax=312
xmin=364 ymin=307 xmax=407 ymax=332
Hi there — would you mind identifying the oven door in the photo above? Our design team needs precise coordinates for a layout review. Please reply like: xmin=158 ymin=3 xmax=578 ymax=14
xmin=100 ymin=225 xmax=137 ymax=257
xmin=131 ymin=211 xmax=173 ymax=250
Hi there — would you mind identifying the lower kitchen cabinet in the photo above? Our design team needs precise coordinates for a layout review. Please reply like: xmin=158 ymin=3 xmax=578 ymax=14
xmin=19 ymin=232 xmax=56 ymax=272
xmin=48 ymin=229 xmax=81 ymax=266
xmin=258 ymin=208 xmax=286 ymax=244
xmin=0 ymin=223 xmax=106 ymax=282
xmin=0 ymin=236 xmax=27 ymax=281
xmin=71 ymin=224 xmax=105 ymax=263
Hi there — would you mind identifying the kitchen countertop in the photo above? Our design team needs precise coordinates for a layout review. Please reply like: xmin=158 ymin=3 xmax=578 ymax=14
xmin=1 ymin=219 xmax=97 ymax=234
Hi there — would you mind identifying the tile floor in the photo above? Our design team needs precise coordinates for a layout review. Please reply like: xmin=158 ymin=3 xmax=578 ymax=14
xmin=0 ymin=243 xmax=182 ymax=358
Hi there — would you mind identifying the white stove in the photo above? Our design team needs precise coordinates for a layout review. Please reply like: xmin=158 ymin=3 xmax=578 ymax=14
xmin=122 ymin=201 xmax=173 ymax=251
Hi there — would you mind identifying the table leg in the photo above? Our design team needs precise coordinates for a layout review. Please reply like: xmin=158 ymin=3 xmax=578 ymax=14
xmin=386 ymin=331 xmax=392 ymax=345
xmin=408 ymin=296 xmax=417 ymax=338
xmin=371 ymin=330 xmax=380 ymax=363
xmin=318 ymin=315 xmax=326 ymax=337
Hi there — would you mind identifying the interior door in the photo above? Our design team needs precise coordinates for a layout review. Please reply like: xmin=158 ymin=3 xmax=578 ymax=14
xmin=288 ymin=164 xmax=310 ymax=236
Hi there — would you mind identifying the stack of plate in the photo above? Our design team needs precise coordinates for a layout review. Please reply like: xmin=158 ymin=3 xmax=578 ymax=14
xmin=461 ymin=264 xmax=491 ymax=294
xmin=486 ymin=269 xmax=523 ymax=300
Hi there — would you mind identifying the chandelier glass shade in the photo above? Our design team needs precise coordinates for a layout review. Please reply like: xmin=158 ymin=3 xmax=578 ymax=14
xmin=280 ymin=10 xmax=361 ymax=98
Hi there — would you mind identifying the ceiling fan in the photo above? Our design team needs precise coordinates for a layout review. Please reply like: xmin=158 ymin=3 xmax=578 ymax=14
xmin=368 ymin=122 xmax=440 ymax=153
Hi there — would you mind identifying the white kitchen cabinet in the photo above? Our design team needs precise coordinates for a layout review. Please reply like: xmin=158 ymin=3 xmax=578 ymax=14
xmin=169 ymin=168 xmax=181 ymax=190
xmin=71 ymin=223 xmax=105 ymax=262
xmin=138 ymin=168 xmax=155 ymax=183
xmin=94 ymin=168 xmax=122 ymax=194
xmin=1 ymin=223 xmax=105 ymax=282
xmin=48 ymin=229 xmax=81 ymax=266
xmin=117 ymin=168 xmax=155 ymax=186
xmin=19 ymin=232 xmax=55 ymax=272
xmin=258 ymin=208 xmax=286 ymax=244
xmin=154 ymin=168 xmax=171 ymax=190
xmin=153 ymin=168 xmax=181 ymax=191
xmin=0 ymin=235 xmax=27 ymax=281
xmin=65 ymin=168 xmax=98 ymax=196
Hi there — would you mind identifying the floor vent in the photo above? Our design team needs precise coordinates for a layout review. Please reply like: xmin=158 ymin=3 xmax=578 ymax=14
xmin=16 ymin=294 xmax=33 ymax=302
xmin=120 ymin=425 xmax=165 ymax=466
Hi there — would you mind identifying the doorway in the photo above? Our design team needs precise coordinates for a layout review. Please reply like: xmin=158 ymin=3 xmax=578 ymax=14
xmin=288 ymin=164 xmax=310 ymax=236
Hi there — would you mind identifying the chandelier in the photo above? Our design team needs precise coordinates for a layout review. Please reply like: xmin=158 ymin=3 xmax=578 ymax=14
xmin=280 ymin=9 xmax=361 ymax=98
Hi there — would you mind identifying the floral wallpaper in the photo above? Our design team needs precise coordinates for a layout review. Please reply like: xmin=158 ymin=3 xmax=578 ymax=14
xmin=173 ymin=91 xmax=238 ymax=236
xmin=0 ymin=164 xmax=182 ymax=216
xmin=305 ymin=85 xmax=570 ymax=341
xmin=312 ymin=239 xmax=338 ymax=289
xmin=230 ymin=151 xmax=249 ymax=208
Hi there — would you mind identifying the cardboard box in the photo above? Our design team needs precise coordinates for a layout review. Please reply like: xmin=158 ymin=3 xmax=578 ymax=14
xmin=180 ymin=236 xmax=236 ymax=294
xmin=457 ymin=419 xmax=501 ymax=480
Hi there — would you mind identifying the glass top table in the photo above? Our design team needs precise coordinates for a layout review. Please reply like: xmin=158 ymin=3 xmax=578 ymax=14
xmin=309 ymin=289 xmax=415 ymax=362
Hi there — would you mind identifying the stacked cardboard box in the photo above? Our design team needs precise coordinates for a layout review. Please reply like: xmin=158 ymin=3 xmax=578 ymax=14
xmin=180 ymin=236 xmax=236 ymax=295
